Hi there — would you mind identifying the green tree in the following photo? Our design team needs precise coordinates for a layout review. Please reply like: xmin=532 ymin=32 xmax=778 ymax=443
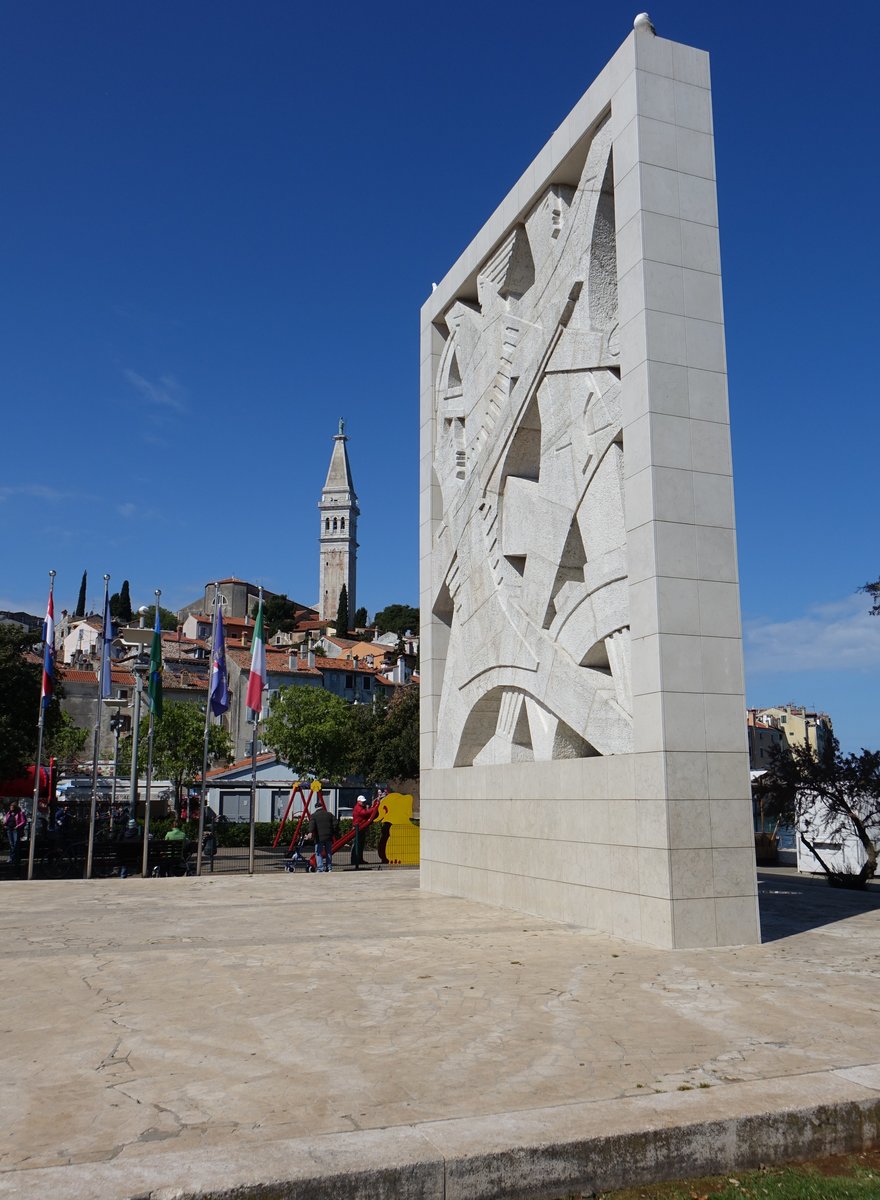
xmin=118 ymin=581 xmax=133 ymax=623
xmin=44 ymin=711 xmax=89 ymax=771
xmin=860 ymin=578 xmax=880 ymax=617
xmin=158 ymin=606 xmax=179 ymax=632
xmin=75 ymin=571 xmax=87 ymax=618
xmin=119 ymin=701 xmax=232 ymax=811
xmin=354 ymin=606 xmax=368 ymax=629
xmin=0 ymin=625 xmax=61 ymax=777
xmin=257 ymin=594 xmax=303 ymax=639
xmin=758 ymin=735 xmax=880 ymax=888
xmin=263 ymin=686 xmax=354 ymax=782
xmin=351 ymin=687 xmax=419 ymax=786
xmin=335 ymin=585 xmax=349 ymax=636
xmin=373 ymin=604 xmax=419 ymax=637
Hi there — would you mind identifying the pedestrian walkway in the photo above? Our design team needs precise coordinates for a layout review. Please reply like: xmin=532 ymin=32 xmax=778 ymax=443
xmin=1 ymin=869 xmax=878 ymax=1199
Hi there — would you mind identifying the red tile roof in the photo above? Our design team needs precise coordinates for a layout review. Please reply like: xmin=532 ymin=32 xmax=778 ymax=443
xmin=203 ymin=751 xmax=276 ymax=779
xmin=226 ymin=646 xmax=323 ymax=676
xmin=58 ymin=667 xmax=138 ymax=686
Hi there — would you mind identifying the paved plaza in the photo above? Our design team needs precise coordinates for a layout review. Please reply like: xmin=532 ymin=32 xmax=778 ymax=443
xmin=1 ymin=868 xmax=879 ymax=1199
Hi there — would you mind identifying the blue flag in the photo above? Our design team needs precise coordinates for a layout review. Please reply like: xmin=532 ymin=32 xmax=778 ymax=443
xmin=209 ymin=609 xmax=229 ymax=716
xmin=100 ymin=590 xmax=113 ymax=699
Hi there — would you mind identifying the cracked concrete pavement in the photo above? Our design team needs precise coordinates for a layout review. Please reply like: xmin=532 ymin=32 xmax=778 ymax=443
xmin=1 ymin=868 xmax=879 ymax=1198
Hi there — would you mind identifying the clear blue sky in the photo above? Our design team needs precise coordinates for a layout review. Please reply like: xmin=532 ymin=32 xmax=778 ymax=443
xmin=2 ymin=1 xmax=878 ymax=751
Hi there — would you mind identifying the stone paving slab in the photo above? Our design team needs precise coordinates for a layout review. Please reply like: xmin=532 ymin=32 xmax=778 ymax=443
xmin=1 ymin=868 xmax=879 ymax=1198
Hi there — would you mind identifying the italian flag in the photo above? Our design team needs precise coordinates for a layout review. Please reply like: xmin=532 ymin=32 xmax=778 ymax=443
xmin=245 ymin=599 xmax=267 ymax=715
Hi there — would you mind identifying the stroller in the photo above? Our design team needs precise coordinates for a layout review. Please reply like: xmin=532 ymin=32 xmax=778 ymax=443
xmin=284 ymin=832 xmax=314 ymax=873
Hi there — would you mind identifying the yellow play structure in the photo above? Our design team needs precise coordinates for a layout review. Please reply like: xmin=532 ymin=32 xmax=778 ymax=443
xmin=375 ymin=792 xmax=420 ymax=865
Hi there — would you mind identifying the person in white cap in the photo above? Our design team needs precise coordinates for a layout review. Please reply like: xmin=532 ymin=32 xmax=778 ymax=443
xmin=350 ymin=794 xmax=380 ymax=869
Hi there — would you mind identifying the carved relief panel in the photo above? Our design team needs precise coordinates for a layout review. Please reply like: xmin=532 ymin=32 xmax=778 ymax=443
xmin=431 ymin=118 xmax=632 ymax=768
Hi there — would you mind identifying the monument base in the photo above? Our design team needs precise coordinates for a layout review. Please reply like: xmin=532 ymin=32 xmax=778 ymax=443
xmin=421 ymin=757 xmax=760 ymax=948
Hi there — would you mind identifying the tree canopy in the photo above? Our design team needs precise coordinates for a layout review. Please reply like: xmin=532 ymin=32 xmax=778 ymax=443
xmin=263 ymin=683 xmax=419 ymax=786
xmin=860 ymin=578 xmax=880 ymax=617
xmin=353 ymin=606 xmax=368 ymax=629
xmin=157 ymin=606 xmax=179 ymax=632
xmin=256 ymin=594 xmax=306 ymax=639
xmin=263 ymin=686 xmax=354 ymax=782
xmin=353 ymin=687 xmax=419 ymax=786
xmin=109 ymin=580 xmax=133 ymax=623
xmin=44 ymin=711 xmax=89 ymax=770
xmin=119 ymin=701 xmax=232 ymax=808
xmin=373 ymin=604 xmax=419 ymax=637
xmin=0 ymin=625 xmax=62 ymax=778
xmin=757 ymin=735 xmax=880 ymax=887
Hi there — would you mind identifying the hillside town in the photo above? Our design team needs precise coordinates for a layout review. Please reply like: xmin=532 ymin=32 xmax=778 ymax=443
xmin=1 ymin=426 xmax=420 ymax=841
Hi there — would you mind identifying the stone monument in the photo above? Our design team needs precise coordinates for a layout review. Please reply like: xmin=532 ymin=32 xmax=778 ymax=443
xmin=419 ymin=19 xmax=761 ymax=948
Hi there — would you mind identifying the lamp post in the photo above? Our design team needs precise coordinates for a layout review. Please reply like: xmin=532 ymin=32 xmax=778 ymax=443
xmin=127 ymin=657 xmax=149 ymax=822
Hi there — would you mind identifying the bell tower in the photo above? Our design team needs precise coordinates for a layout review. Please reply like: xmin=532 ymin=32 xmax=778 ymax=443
xmin=318 ymin=419 xmax=359 ymax=622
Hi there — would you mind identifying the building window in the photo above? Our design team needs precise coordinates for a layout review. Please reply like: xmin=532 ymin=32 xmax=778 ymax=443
xmin=345 ymin=674 xmax=353 ymax=688
xmin=341 ymin=517 xmax=345 ymax=530
xmin=363 ymin=676 xmax=371 ymax=690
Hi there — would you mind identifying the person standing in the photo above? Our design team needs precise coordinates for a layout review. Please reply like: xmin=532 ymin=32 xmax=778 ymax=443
xmin=116 ymin=818 xmax=141 ymax=878
xmin=309 ymin=804 xmax=336 ymax=873
xmin=350 ymin=794 xmax=379 ymax=869
xmin=4 ymin=801 xmax=26 ymax=868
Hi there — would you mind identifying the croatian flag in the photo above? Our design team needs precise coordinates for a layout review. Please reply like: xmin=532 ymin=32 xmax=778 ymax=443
xmin=41 ymin=588 xmax=55 ymax=708
xmin=245 ymin=598 xmax=266 ymax=715
xmin=209 ymin=609 xmax=229 ymax=716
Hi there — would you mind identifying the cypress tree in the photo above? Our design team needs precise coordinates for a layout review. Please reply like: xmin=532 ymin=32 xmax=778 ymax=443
xmin=118 ymin=580 xmax=133 ymax=623
xmin=335 ymin=585 xmax=349 ymax=636
xmin=75 ymin=571 xmax=87 ymax=617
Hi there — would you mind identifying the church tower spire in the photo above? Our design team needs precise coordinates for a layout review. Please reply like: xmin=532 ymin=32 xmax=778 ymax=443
xmin=318 ymin=419 xmax=359 ymax=623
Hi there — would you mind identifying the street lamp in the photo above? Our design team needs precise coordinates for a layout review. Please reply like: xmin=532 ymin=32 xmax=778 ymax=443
xmin=127 ymin=656 xmax=149 ymax=822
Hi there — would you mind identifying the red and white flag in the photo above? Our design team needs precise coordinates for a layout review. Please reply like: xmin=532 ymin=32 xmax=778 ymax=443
xmin=245 ymin=598 xmax=266 ymax=715
xmin=41 ymin=586 xmax=55 ymax=709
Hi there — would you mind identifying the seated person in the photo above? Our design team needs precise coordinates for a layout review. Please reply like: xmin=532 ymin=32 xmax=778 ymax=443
xmin=165 ymin=818 xmax=186 ymax=842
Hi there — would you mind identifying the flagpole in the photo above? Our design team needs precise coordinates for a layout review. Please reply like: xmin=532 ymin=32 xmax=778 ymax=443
xmin=27 ymin=569 xmax=55 ymax=882
xmin=248 ymin=587 xmax=263 ymax=875
xmin=86 ymin=574 xmax=110 ymax=880
xmin=141 ymin=589 xmax=161 ymax=878
xmin=196 ymin=583 xmax=219 ymax=877
xmin=249 ymin=715 xmax=259 ymax=874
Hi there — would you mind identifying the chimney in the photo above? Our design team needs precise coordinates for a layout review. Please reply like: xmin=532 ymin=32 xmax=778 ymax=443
xmin=308 ymin=647 xmax=316 ymax=669
xmin=289 ymin=651 xmax=296 ymax=671
xmin=395 ymin=655 xmax=405 ymax=684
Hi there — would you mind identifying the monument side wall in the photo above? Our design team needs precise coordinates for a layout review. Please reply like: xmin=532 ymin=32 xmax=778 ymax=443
xmin=419 ymin=28 xmax=760 ymax=949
